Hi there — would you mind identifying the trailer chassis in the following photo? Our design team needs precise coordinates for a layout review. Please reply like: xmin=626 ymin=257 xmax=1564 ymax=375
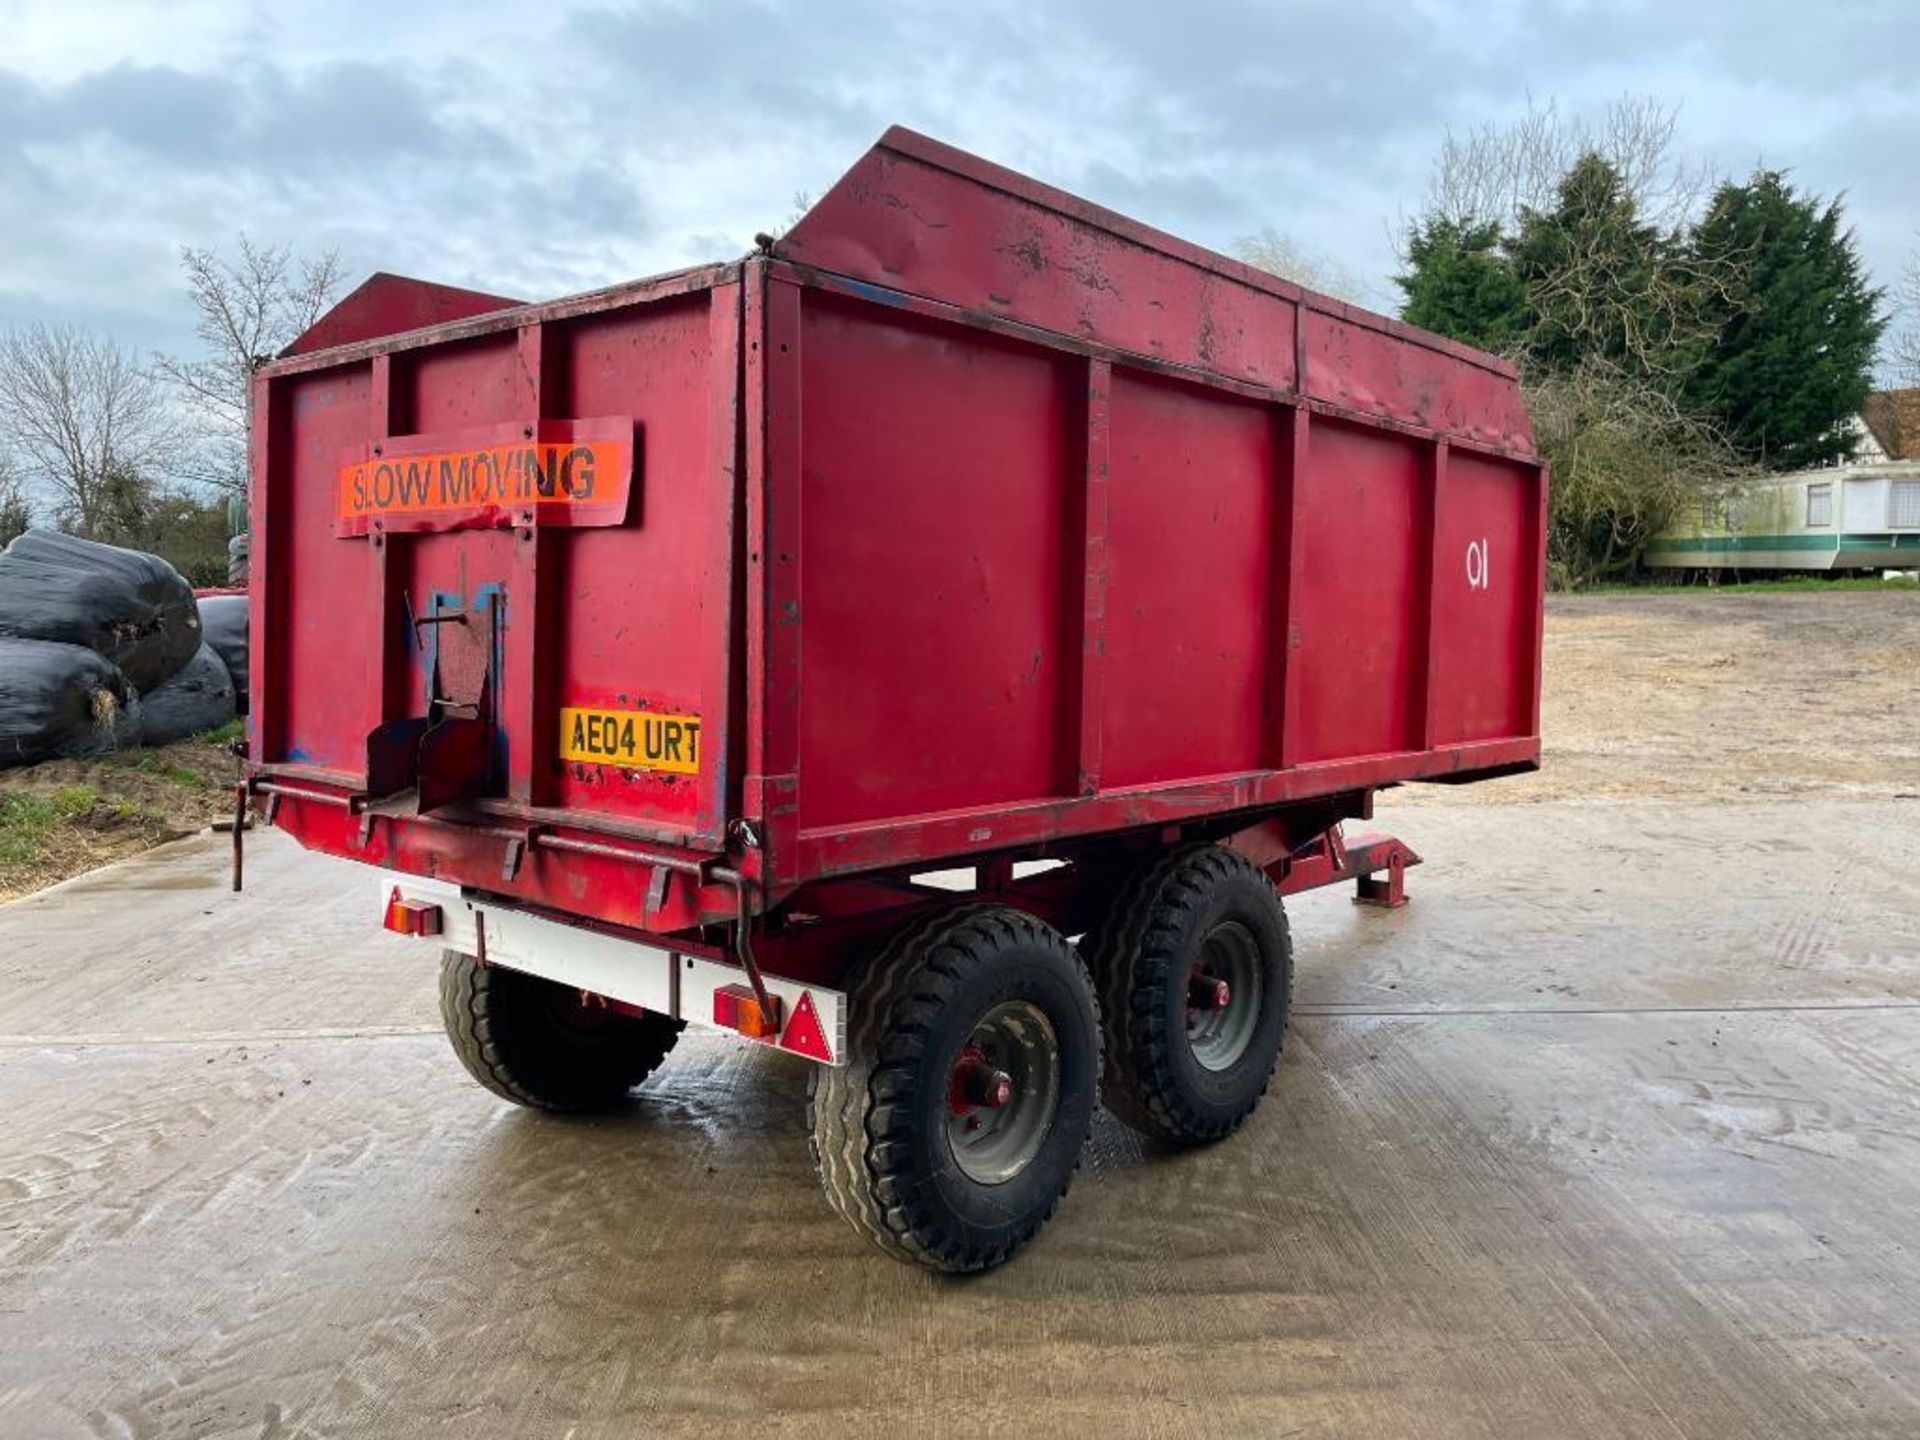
xmin=237 ymin=766 xmax=1417 ymax=1054
xmin=243 ymin=768 xmax=1424 ymax=1269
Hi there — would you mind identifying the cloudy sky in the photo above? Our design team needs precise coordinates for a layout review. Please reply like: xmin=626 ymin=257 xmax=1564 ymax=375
xmin=1 ymin=0 xmax=1915 ymax=363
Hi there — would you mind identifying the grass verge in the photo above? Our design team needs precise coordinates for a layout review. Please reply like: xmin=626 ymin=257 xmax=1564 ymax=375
xmin=0 ymin=727 xmax=239 ymax=902
xmin=1581 ymin=574 xmax=1919 ymax=597
xmin=0 ymin=786 xmax=99 ymax=866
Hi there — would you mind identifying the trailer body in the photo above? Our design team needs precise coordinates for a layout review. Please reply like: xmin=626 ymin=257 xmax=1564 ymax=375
xmin=250 ymin=125 xmax=1542 ymax=931
xmin=246 ymin=128 xmax=1544 ymax=1267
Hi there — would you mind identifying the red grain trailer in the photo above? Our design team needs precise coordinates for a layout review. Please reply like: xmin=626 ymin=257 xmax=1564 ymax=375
xmin=241 ymin=127 xmax=1545 ymax=1272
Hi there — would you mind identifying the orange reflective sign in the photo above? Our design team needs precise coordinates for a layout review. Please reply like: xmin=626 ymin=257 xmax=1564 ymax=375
xmin=335 ymin=418 xmax=635 ymax=535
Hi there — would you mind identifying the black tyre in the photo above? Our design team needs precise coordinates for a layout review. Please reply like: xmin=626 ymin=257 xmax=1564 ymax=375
xmin=438 ymin=951 xmax=683 ymax=1112
xmin=1088 ymin=844 xmax=1292 ymax=1145
xmin=807 ymin=906 xmax=1099 ymax=1273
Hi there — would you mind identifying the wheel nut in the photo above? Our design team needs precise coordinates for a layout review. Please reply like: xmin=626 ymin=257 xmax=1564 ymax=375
xmin=1188 ymin=975 xmax=1230 ymax=1010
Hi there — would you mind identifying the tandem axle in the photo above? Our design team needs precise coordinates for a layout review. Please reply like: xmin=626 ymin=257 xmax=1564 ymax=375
xmin=359 ymin=813 xmax=1418 ymax=1271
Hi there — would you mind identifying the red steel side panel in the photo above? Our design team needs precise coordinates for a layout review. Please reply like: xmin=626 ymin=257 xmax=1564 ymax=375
xmin=785 ymin=151 xmax=1296 ymax=390
xmin=1288 ymin=417 xmax=1426 ymax=763
xmin=782 ymin=135 xmax=1296 ymax=389
xmin=781 ymin=126 xmax=1533 ymax=455
xmin=282 ymin=272 xmax=522 ymax=357
xmin=793 ymin=289 xmax=1080 ymax=829
xmin=1100 ymin=371 xmax=1277 ymax=789
xmin=548 ymin=295 xmax=732 ymax=833
xmin=1300 ymin=308 xmax=1531 ymax=452
xmin=270 ymin=362 xmax=379 ymax=775
xmin=773 ymin=267 xmax=1546 ymax=883
xmin=1429 ymin=449 xmax=1540 ymax=744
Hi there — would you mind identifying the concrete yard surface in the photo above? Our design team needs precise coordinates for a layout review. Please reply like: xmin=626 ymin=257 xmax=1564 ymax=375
xmin=4 ymin=795 xmax=1919 ymax=1438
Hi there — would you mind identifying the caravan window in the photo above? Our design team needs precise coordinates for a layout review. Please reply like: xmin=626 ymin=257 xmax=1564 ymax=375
xmin=1892 ymin=479 xmax=1920 ymax=529
xmin=1806 ymin=483 xmax=1833 ymax=527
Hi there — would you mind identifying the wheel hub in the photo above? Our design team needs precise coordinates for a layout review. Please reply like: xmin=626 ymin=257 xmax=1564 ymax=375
xmin=1186 ymin=919 xmax=1263 ymax=1072
xmin=949 ymin=1050 xmax=1016 ymax=1111
xmin=945 ymin=1000 xmax=1061 ymax=1185
xmin=1187 ymin=974 xmax=1231 ymax=1010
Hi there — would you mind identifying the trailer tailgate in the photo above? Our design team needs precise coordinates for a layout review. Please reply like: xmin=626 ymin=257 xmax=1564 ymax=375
xmin=249 ymin=267 xmax=743 ymax=866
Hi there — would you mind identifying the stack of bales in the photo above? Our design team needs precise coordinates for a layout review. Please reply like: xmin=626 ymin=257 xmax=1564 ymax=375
xmin=0 ymin=531 xmax=249 ymax=769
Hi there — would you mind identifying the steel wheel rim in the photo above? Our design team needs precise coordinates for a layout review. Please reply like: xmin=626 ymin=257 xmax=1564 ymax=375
xmin=946 ymin=1000 xmax=1061 ymax=1185
xmin=1187 ymin=920 xmax=1263 ymax=1071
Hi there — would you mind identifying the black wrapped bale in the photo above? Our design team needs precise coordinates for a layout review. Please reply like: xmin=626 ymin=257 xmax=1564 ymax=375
xmin=0 ymin=638 xmax=142 ymax=767
xmin=0 ymin=530 xmax=200 ymax=691
xmin=139 ymin=644 xmax=237 ymax=746
xmin=197 ymin=594 xmax=249 ymax=713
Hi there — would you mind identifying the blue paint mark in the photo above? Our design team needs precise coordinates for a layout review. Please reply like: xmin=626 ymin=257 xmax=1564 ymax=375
xmin=418 ymin=581 xmax=512 ymax=780
xmin=835 ymin=277 xmax=912 ymax=309
xmin=400 ymin=601 xmax=421 ymax=660
xmin=286 ymin=746 xmax=316 ymax=764
xmin=424 ymin=588 xmax=457 ymax=711
xmin=472 ymin=582 xmax=509 ymax=777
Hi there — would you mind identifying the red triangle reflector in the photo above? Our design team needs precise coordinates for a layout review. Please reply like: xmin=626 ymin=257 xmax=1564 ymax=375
xmin=779 ymin=990 xmax=833 ymax=1063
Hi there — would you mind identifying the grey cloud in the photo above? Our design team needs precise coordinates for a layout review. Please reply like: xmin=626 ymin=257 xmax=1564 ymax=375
xmin=682 ymin=231 xmax=741 ymax=258
xmin=0 ymin=0 xmax=1913 ymax=372
xmin=1015 ymin=0 xmax=1491 ymax=160
xmin=1513 ymin=0 xmax=1920 ymax=95
xmin=1076 ymin=161 xmax=1248 ymax=229
xmin=567 ymin=1 xmax=893 ymax=141
xmin=0 ymin=58 xmax=465 ymax=168
xmin=54 ymin=64 xmax=242 ymax=159
xmin=247 ymin=60 xmax=461 ymax=166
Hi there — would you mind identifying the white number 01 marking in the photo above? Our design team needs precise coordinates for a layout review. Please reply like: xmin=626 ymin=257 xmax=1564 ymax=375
xmin=1465 ymin=538 xmax=1490 ymax=591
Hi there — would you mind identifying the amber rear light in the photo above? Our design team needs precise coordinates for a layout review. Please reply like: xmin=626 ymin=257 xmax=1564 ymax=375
xmin=712 ymin=983 xmax=782 ymax=1038
xmin=383 ymin=888 xmax=443 ymax=937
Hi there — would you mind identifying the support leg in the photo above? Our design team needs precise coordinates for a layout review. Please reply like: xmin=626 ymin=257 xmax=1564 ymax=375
xmin=1354 ymin=848 xmax=1408 ymax=909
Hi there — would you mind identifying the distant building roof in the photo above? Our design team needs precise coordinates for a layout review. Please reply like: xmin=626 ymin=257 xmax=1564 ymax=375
xmin=1861 ymin=388 xmax=1920 ymax=461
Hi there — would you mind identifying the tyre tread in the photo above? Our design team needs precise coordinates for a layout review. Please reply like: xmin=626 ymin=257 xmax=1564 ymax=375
xmin=807 ymin=905 xmax=1098 ymax=1272
xmin=437 ymin=952 xmax=681 ymax=1112
xmin=1087 ymin=845 xmax=1293 ymax=1144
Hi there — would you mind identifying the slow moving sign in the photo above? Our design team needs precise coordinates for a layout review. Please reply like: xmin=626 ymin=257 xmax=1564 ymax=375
xmin=336 ymin=417 xmax=636 ymax=535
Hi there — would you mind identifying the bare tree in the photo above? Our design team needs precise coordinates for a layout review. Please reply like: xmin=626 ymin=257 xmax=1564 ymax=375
xmin=1419 ymin=95 xmax=1718 ymax=236
xmin=0 ymin=324 xmax=187 ymax=533
xmin=1526 ymin=357 xmax=1753 ymax=586
xmin=1401 ymin=96 xmax=1756 ymax=585
xmin=1407 ymin=96 xmax=1742 ymax=385
xmin=1510 ymin=151 xmax=1742 ymax=384
xmin=780 ymin=190 xmax=815 ymax=236
xmin=0 ymin=458 xmax=29 ymax=548
xmin=1896 ymin=242 xmax=1920 ymax=385
xmin=1234 ymin=227 xmax=1365 ymax=304
xmin=156 ymin=235 xmax=345 ymax=494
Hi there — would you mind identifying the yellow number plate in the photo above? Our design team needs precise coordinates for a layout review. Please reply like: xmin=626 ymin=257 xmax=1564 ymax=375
xmin=558 ymin=707 xmax=702 ymax=775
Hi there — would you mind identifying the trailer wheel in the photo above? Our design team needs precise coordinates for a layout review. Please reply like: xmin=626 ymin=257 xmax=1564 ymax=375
xmin=1089 ymin=844 xmax=1292 ymax=1145
xmin=437 ymin=951 xmax=683 ymax=1112
xmin=807 ymin=906 xmax=1099 ymax=1273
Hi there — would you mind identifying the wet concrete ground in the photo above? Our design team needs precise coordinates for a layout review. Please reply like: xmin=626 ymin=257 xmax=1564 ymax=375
xmin=3 ymin=798 xmax=1919 ymax=1438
